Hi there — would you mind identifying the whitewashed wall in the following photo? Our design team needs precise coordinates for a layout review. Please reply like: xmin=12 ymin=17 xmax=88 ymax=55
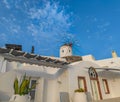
xmin=0 ymin=71 xmax=22 ymax=101
xmin=96 ymin=57 xmax=120 ymax=68
xmin=68 ymin=61 xmax=115 ymax=101
xmin=108 ymin=78 xmax=120 ymax=97
xmin=34 ymin=78 xmax=44 ymax=102
xmin=0 ymin=56 xmax=4 ymax=72
xmin=0 ymin=56 xmax=7 ymax=73
xmin=42 ymin=69 xmax=69 ymax=102
xmin=68 ymin=61 xmax=95 ymax=102
xmin=98 ymin=77 xmax=112 ymax=99
xmin=23 ymin=56 xmax=120 ymax=102
xmin=1 ymin=54 xmax=120 ymax=102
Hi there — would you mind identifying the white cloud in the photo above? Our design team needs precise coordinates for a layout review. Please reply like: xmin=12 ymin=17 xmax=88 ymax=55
xmin=93 ymin=17 xmax=97 ymax=22
xmin=87 ymin=36 xmax=91 ymax=39
xmin=0 ymin=0 xmax=73 ymax=55
xmin=108 ymin=35 xmax=113 ymax=40
xmin=86 ymin=29 xmax=90 ymax=33
xmin=0 ymin=33 xmax=7 ymax=42
xmin=27 ymin=1 xmax=71 ymax=41
xmin=10 ymin=25 xmax=20 ymax=33
xmin=0 ymin=16 xmax=21 ymax=34
xmin=27 ymin=24 xmax=38 ymax=36
xmin=3 ymin=0 xmax=10 ymax=9
xmin=97 ymin=22 xmax=110 ymax=28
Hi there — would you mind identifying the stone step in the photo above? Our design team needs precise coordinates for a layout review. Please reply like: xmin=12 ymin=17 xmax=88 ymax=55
xmin=95 ymin=97 xmax=120 ymax=102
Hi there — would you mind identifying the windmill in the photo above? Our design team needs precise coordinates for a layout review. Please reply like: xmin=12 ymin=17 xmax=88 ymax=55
xmin=55 ymin=33 xmax=83 ymax=63
xmin=57 ymin=33 xmax=82 ymax=57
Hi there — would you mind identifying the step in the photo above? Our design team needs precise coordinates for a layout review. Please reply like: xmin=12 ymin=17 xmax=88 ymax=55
xmin=95 ymin=97 xmax=120 ymax=102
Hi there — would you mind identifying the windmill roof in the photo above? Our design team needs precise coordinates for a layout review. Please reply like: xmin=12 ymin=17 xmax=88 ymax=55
xmin=62 ymin=55 xmax=82 ymax=63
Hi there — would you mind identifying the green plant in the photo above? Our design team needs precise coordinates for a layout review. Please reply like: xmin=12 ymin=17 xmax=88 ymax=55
xmin=14 ymin=74 xmax=36 ymax=95
xmin=74 ymin=88 xmax=85 ymax=93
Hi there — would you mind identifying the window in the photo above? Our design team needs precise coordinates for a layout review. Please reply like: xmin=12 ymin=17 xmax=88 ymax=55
xmin=102 ymin=79 xmax=110 ymax=94
xmin=30 ymin=80 xmax=37 ymax=100
xmin=88 ymin=67 xmax=98 ymax=79
xmin=62 ymin=50 xmax=64 ymax=53
xmin=78 ymin=77 xmax=87 ymax=92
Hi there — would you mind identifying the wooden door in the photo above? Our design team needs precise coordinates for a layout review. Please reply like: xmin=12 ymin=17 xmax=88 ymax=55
xmin=91 ymin=79 xmax=102 ymax=101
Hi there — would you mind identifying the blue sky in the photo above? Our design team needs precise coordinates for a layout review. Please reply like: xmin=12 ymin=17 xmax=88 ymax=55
xmin=0 ymin=0 xmax=120 ymax=59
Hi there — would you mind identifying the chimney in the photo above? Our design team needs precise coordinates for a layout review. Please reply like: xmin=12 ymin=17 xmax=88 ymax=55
xmin=31 ymin=46 xmax=34 ymax=53
xmin=5 ymin=44 xmax=22 ymax=51
xmin=112 ymin=50 xmax=118 ymax=58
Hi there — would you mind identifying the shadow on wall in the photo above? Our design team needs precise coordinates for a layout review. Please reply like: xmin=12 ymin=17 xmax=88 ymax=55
xmin=0 ymin=91 xmax=10 ymax=101
xmin=0 ymin=71 xmax=21 ymax=101
xmin=86 ymin=92 xmax=92 ymax=102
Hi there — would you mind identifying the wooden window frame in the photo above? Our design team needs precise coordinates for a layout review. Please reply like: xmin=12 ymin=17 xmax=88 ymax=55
xmin=102 ymin=79 xmax=110 ymax=94
xmin=78 ymin=76 xmax=87 ymax=92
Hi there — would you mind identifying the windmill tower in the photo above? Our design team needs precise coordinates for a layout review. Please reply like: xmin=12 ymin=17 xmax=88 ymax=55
xmin=60 ymin=43 xmax=72 ymax=57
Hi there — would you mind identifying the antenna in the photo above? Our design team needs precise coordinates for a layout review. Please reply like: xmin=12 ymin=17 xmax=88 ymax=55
xmin=5 ymin=44 xmax=22 ymax=51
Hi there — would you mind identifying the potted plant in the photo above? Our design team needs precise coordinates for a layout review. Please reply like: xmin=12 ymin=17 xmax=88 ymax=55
xmin=73 ymin=88 xmax=87 ymax=102
xmin=9 ymin=74 xmax=36 ymax=102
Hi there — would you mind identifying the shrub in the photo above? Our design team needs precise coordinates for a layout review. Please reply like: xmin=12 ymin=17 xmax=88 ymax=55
xmin=14 ymin=74 xmax=36 ymax=95
xmin=74 ymin=88 xmax=85 ymax=93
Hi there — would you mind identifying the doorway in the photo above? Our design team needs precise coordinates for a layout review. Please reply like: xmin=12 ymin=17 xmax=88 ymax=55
xmin=91 ymin=79 xmax=102 ymax=100
xmin=88 ymin=67 xmax=102 ymax=101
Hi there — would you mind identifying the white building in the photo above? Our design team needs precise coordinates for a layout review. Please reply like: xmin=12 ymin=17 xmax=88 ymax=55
xmin=0 ymin=44 xmax=120 ymax=102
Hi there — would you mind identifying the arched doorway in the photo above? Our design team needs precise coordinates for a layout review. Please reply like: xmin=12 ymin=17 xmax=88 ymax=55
xmin=88 ymin=67 xmax=102 ymax=101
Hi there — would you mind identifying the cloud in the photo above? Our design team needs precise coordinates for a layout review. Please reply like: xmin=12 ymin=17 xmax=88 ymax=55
xmin=0 ymin=16 xmax=21 ymax=34
xmin=2 ymin=0 xmax=10 ymax=9
xmin=0 ymin=33 xmax=7 ymax=41
xmin=0 ymin=33 xmax=8 ymax=47
xmin=82 ymin=16 xmax=111 ymax=37
xmin=97 ymin=22 xmax=110 ymax=29
xmin=93 ymin=17 xmax=98 ymax=22
xmin=0 ymin=0 xmax=73 ymax=56
xmin=28 ymin=1 xmax=71 ymax=30
xmin=108 ymin=35 xmax=113 ymax=41
xmin=10 ymin=25 xmax=20 ymax=33
xmin=27 ymin=1 xmax=71 ymax=42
